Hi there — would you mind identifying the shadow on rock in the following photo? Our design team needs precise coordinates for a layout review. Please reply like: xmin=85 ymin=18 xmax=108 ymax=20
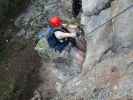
xmin=9 ymin=40 xmax=43 ymax=100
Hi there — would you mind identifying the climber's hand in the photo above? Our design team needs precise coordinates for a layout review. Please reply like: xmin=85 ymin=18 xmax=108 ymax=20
xmin=71 ymin=32 xmax=77 ymax=37
xmin=76 ymin=32 xmax=80 ymax=37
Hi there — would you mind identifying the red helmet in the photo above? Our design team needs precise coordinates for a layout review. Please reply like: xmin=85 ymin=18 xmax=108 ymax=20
xmin=49 ymin=16 xmax=62 ymax=27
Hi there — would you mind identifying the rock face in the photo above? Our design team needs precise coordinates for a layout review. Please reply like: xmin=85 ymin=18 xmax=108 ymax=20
xmin=6 ymin=0 xmax=133 ymax=99
xmin=15 ymin=0 xmax=85 ymax=99
xmin=15 ymin=0 xmax=73 ymax=39
xmin=60 ymin=0 xmax=133 ymax=99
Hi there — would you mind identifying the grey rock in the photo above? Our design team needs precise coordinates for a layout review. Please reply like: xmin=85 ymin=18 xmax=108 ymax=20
xmin=11 ymin=0 xmax=133 ymax=99
xmin=59 ymin=0 xmax=133 ymax=99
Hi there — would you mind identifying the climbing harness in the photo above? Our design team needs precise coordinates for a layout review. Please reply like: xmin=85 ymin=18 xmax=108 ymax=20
xmin=87 ymin=4 xmax=133 ymax=37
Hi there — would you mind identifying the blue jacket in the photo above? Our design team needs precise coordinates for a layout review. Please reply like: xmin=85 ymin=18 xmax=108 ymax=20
xmin=47 ymin=27 xmax=69 ymax=52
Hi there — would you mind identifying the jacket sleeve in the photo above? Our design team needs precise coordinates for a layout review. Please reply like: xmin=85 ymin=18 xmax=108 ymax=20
xmin=54 ymin=31 xmax=76 ymax=39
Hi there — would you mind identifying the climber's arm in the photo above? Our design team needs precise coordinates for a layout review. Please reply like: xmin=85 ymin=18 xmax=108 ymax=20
xmin=55 ymin=31 xmax=76 ymax=39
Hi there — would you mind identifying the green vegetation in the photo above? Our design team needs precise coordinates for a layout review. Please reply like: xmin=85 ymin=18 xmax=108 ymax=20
xmin=0 ymin=48 xmax=8 ymax=64
xmin=0 ymin=0 xmax=30 ymax=24
xmin=0 ymin=79 xmax=15 ymax=100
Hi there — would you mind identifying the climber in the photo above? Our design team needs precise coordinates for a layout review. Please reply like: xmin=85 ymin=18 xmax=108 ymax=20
xmin=47 ymin=16 xmax=78 ymax=53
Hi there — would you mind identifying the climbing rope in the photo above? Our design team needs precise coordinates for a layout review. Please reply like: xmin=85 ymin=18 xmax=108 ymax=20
xmin=87 ymin=4 xmax=133 ymax=37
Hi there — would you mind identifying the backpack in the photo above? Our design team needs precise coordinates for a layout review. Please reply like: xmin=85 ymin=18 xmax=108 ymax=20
xmin=47 ymin=27 xmax=69 ymax=52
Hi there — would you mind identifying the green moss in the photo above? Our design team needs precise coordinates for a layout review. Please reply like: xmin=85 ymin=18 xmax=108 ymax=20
xmin=0 ymin=46 xmax=8 ymax=64
xmin=0 ymin=79 xmax=15 ymax=100
xmin=0 ymin=0 xmax=30 ymax=24
xmin=6 ymin=0 xmax=23 ymax=15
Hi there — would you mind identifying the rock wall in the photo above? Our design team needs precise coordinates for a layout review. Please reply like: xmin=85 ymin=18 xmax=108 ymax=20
xmin=0 ymin=0 xmax=75 ymax=99
xmin=1 ymin=0 xmax=132 ymax=99
xmin=14 ymin=0 xmax=80 ymax=100
xmin=19 ymin=0 xmax=133 ymax=99
xmin=60 ymin=0 xmax=133 ymax=99
xmin=15 ymin=0 xmax=73 ymax=39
